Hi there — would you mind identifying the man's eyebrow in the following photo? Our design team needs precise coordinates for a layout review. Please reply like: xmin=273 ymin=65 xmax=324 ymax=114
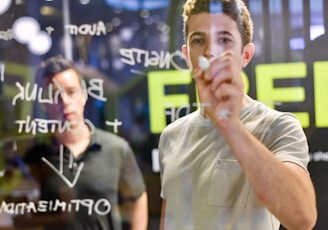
xmin=188 ymin=31 xmax=205 ymax=39
xmin=189 ymin=30 xmax=233 ymax=38
xmin=217 ymin=31 xmax=234 ymax=37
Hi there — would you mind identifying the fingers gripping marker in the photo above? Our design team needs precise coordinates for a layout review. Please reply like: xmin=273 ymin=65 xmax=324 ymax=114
xmin=198 ymin=56 xmax=232 ymax=120
xmin=217 ymin=109 xmax=233 ymax=120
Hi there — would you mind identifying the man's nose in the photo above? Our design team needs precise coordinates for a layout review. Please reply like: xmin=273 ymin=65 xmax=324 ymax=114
xmin=204 ymin=43 xmax=215 ymax=58
xmin=204 ymin=51 xmax=214 ymax=59
xmin=58 ymin=93 xmax=70 ymax=105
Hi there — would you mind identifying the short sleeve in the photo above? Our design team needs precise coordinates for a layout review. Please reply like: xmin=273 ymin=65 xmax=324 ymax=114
xmin=158 ymin=131 xmax=166 ymax=199
xmin=119 ymin=142 xmax=146 ymax=200
xmin=261 ymin=113 xmax=310 ymax=172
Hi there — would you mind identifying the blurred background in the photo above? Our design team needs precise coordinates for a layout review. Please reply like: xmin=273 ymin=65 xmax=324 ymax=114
xmin=0 ymin=0 xmax=327 ymax=229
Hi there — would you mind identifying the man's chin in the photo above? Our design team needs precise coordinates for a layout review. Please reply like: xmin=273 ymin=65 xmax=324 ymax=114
xmin=59 ymin=117 xmax=78 ymax=127
xmin=68 ymin=119 xmax=82 ymax=130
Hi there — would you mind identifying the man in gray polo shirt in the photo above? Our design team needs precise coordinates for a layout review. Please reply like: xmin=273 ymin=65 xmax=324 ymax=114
xmin=14 ymin=55 xmax=148 ymax=230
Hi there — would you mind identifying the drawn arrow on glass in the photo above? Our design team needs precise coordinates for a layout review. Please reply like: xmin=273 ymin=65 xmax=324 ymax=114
xmin=0 ymin=63 xmax=4 ymax=82
xmin=42 ymin=145 xmax=84 ymax=188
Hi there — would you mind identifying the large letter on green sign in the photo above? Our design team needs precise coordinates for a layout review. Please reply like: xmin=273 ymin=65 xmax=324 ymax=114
xmin=256 ymin=62 xmax=309 ymax=127
xmin=148 ymin=70 xmax=191 ymax=133
xmin=314 ymin=61 xmax=328 ymax=127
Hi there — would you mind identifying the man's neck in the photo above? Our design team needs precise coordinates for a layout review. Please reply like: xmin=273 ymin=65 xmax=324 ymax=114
xmin=55 ymin=123 xmax=91 ymax=157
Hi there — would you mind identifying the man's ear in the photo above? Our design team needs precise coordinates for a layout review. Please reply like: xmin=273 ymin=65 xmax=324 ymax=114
xmin=80 ymin=80 xmax=88 ymax=106
xmin=242 ymin=43 xmax=255 ymax=67
xmin=82 ymin=88 xmax=88 ymax=106
xmin=181 ymin=44 xmax=190 ymax=67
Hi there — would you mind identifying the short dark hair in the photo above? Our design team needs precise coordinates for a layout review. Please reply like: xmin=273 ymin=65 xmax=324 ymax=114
xmin=36 ymin=55 xmax=81 ymax=84
xmin=183 ymin=0 xmax=253 ymax=47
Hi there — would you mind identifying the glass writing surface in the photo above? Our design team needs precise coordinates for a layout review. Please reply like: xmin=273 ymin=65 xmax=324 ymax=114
xmin=0 ymin=0 xmax=327 ymax=229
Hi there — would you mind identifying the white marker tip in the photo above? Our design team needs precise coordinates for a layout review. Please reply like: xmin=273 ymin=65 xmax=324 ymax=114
xmin=198 ymin=56 xmax=210 ymax=70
